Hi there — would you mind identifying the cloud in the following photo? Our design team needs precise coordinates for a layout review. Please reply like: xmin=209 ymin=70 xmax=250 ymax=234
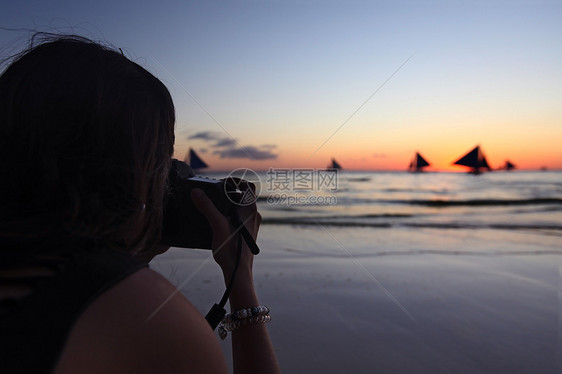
xmin=187 ymin=131 xmax=222 ymax=140
xmin=188 ymin=131 xmax=278 ymax=160
xmin=372 ymin=153 xmax=387 ymax=158
xmin=198 ymin=148 xmax=208 ymax=154
xmin=214 ymin=138 xmax=238 ymax=147
xmin=188 ymin=131 xmax=238 ymax=147
xmin=214 ymin=146 xmax=278 ymax=160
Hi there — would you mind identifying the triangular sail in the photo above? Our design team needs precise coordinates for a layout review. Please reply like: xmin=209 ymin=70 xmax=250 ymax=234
xmin=454 ymin=147 xmax=480 ymax=168
xmin=328 ymin=158 xmax=342 ymax=170
xmin=453 ymin=145 xmax=491 ymax=173
xmin=409 ymin=152 xmax=430 ymax=172
xmin=480 ymin=154 xmax=490 ymax=170
xmin=416 ymin=153 xmax=430 ymax=168
xmin=186 ymin=148 xmax=208 ymax=170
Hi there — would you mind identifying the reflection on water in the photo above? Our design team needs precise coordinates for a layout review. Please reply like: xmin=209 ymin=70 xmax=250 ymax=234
xmin=241 ymin=171 xmax=561 ymax=234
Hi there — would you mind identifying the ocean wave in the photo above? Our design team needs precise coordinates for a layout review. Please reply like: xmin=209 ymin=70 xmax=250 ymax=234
xmin=382 ymin=188 xmax=451 ymax=195
xmin=397 ymin=198 xmax=562 ymax=207
xmin=261 ymin=217 xmax=562 ymax=232
xmin=282 ymin=247 xmax=562 ymax=257
xmin=258 ymin=196 xmax=562 ymax=207
xmin=262 ymin=217 xmax=392 ymax=228
xmin=262 ymin=213 xmax=412 ymax=224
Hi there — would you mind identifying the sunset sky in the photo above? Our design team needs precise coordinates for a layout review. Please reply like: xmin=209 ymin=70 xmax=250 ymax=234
xmin=2 ymin=0 xmax=561 ymax=171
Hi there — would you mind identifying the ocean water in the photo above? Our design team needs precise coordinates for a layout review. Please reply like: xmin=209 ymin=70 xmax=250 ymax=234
xmin=259 ymin=171 xmax=562 ymax=229
xmin=222 ymin=169 xmax=562 ymax=238
xmin=154 ymin=170 xmax=562 ymax=373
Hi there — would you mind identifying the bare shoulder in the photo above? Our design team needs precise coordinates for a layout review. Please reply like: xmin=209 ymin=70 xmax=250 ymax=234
xmin=55 ymin=268 xmax=227 ymax=374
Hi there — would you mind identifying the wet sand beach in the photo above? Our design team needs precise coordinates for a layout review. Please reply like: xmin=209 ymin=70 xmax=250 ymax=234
xmin=152 ymin=224 xmax=562 ymax=373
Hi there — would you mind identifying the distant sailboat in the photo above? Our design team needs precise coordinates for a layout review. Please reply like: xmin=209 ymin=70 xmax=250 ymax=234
xmin=185 ymin=148 xmax=209 ymax=170
xmin=453 ymin=145 xmax=491 ymax=174
xmin=408 ymin=152 xmax=430 ymax=172
xmin=501 ymin=160 xmax=516 ymax=171
xmin=328 ymin=158 xmax=342 ymax=170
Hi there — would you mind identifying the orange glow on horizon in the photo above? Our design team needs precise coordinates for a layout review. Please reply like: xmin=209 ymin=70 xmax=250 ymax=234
xmin=177 ymin=122 xmax=562 ymax=173
xmin=175 ymin=142 xmax=562 ymax=172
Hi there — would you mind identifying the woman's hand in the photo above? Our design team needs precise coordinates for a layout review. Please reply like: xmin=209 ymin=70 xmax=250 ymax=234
xmin=191 ymin=186 xmax=280 ymax=373
xmin=190 ymin=187 xmax=261 ymax=283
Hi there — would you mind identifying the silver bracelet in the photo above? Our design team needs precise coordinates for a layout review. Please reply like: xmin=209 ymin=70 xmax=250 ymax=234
xmin=218 ymin=306 xmax=271 ymax=340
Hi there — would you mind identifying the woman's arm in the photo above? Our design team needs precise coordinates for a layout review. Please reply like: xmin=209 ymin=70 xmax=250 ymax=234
xmin=191 ymin=188 xmax=281 ymax=374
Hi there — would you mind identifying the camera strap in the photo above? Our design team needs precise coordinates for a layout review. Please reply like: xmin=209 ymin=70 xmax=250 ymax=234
xmin=239 ymin=225 xmax=259 ymax=255
xmin=205 ymin=212 xmax=261 ymax=330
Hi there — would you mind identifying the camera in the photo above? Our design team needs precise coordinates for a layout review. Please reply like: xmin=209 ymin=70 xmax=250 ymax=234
xmin=160 ymin=159 xmax=251 ymax=249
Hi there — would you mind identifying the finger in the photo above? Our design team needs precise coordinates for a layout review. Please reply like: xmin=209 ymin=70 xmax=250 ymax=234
xmin=237 ymin=202 xmax=258 ymax=221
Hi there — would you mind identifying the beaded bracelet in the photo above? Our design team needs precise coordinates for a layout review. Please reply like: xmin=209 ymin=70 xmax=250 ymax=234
xmin=218 ymin=306 xmax=271 ymax=340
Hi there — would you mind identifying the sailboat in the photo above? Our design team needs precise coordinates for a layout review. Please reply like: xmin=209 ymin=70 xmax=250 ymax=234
xmin=185 ymin=148 xmax=209 ymax=171
xmin=501 ymin=160 xmax=516 ymax=171
xmin=453 ymin=145 xmax=491 ymax=174
xmin=408 ymin=152 xmax=430 ymax=172
xmin=327 ymin=158 xmax=342 ymax=170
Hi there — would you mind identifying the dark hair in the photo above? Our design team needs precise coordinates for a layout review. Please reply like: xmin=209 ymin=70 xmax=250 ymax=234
xmin=0 ymin=35 xmax=175 ymax=257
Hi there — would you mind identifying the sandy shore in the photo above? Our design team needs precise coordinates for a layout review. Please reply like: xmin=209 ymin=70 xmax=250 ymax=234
xmin=151 ymin=225 xmax=561 ymax=373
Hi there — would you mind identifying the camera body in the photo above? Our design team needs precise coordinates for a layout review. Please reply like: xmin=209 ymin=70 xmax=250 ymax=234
xmin=160 ymin=159 xmax=245 ymax=249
